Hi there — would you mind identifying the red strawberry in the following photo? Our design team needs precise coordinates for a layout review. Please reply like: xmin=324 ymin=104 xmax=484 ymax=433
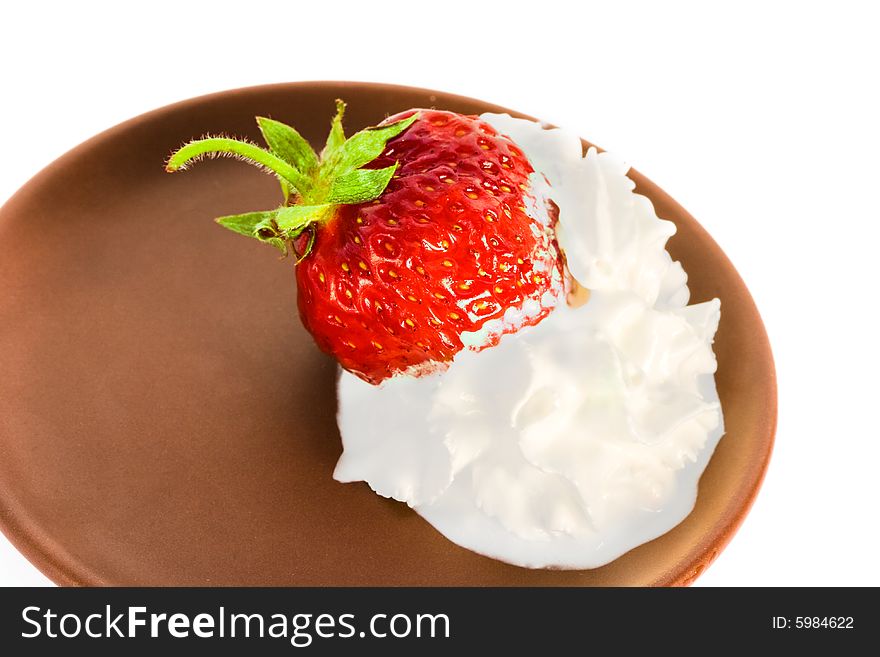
xmin=167 ymin=101 xmax=562 ymax=384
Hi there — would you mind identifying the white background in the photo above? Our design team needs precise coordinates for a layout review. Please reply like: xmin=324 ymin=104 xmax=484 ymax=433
xmin=1 ymin=1 xmax=878 ymax=587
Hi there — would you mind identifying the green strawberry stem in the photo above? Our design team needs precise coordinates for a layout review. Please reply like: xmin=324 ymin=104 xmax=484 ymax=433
xmin=165 ymin=100 xmax=418 ymax=257
xmin=165 ymin=137 xmax=311 ymax=193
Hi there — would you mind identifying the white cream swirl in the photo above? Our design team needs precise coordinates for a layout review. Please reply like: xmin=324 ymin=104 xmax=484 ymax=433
xmin=333 ymin=115 xmax=724 ymax=569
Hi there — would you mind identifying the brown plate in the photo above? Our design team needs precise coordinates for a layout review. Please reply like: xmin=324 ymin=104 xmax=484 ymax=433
xmin=0 ymin=82 xmax=776 ymax=586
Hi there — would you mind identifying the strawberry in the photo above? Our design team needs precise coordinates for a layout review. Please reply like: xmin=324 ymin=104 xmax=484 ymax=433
xmin=167 ymin=101 xmax=562 ymax=384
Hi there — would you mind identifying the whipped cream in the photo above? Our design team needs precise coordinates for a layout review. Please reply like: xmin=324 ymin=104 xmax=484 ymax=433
xmin=334 ymin=115 xmax=724 ymax=569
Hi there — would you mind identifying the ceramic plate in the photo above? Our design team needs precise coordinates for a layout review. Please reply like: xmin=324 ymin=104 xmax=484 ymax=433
xmin=0 ymin=82 xmax=776 ymax=585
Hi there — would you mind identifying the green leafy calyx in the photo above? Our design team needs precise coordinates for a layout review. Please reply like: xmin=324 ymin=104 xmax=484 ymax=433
xmin=166 ymin=101 xmax=417 ymax=257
